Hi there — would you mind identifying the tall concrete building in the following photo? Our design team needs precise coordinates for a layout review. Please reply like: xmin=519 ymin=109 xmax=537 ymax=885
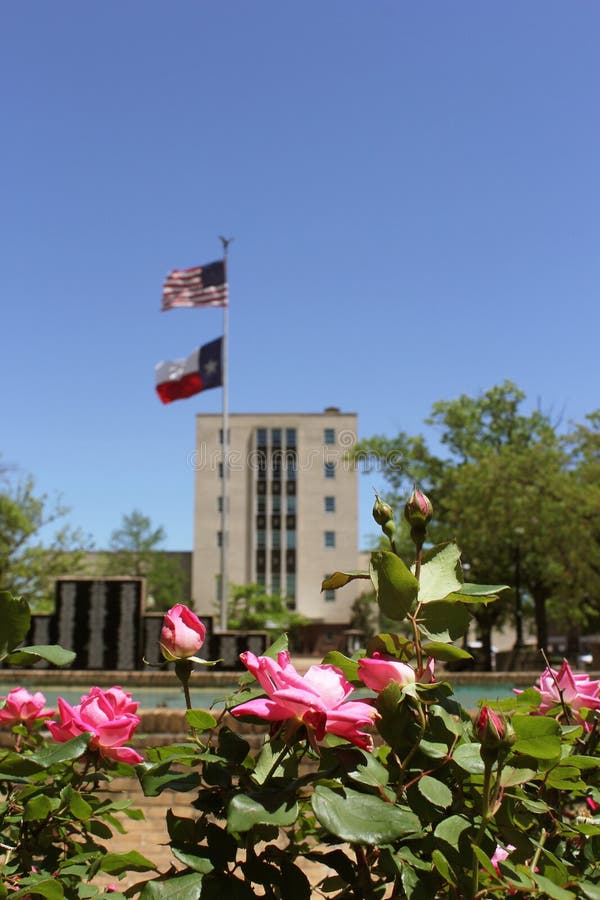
xmin=192 ymin=408 xmax=362 ymax=625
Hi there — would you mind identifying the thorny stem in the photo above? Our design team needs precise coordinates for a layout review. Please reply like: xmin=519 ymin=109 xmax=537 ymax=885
xmin=470 ymin=760 xmax=493 ymax=899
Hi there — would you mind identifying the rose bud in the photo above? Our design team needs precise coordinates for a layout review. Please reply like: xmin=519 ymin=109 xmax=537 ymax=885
xmin=160 ymin=604 xmax=206 ymax=661
xmin=372 ymin=494 xmax=394 ymax=527
xmin=404 ymin=490 xmax=433 ymax=527
xmin=476 ymin=705 xmax=507 ymax=751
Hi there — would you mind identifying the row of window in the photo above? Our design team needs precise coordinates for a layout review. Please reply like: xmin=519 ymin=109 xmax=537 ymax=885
xmin=218 ymin=495 xmax=335 ymax=514
xmin=218 ymin=460 xmax=337 ymax=479
xmin=218 ymin=531 xmax=337 ymax=549
xmin=255 ymin=428 xmax=336 ymax=447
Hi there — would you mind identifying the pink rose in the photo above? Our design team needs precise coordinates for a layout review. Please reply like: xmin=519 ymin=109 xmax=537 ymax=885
xmin=48 ymin=686 xmax=143 ymax=764
xmin=160 ymin=604 xmax=206 ymax=661
xmin=231 ymin=651 xmax=379 ymax=751
xmin=533 ymin=659 xmax=600 ymax=729
xmin=358 ymin=652 xmax=435 ymax=692
xmin=0 ymin=687 xmax=54 ymax=727
xmin=491 ymin=843 xmax=515 ymax=873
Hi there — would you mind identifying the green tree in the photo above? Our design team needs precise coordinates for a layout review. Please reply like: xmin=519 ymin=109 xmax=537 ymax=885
xmin=100 ymin=510 xmax=187 ymax=611
xmin=353 ymin=382 xmax=600 ymax=662
xmin=227 ymin=583 xmax=307 ymax=644
xmin=0 ymin=465 xmax=89 ymax=611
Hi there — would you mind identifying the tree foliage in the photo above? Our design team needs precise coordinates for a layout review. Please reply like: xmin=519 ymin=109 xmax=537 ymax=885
xmin=0 ymin=464 xmax=89 ymax=611
xmin=353 ymin=381 xmax=600 ymax=656
xmin=99 ymin=509 xmax=187 ymax=610
xmin=227 ymin=583 xmax=307 ymax=640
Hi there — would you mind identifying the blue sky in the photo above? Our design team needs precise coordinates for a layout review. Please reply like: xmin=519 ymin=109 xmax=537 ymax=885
xmin=2 ymin=2 xmax=599 ymax=552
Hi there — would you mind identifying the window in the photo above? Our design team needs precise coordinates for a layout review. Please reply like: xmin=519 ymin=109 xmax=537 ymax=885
xmin=324 ymin=428 xmax=335 ymax=445
xmin=323 ymin=576 xmax=335 ymax=603
xmin=217 ymin=496 xmax=223 ymax=513
xmin=271 ymin=574 xmax=281 ymax=593
xmin=272 ymin=531 xmax=281 ymax=549
xmin=271 ymin=495 xmax=281 ymax=513
xmin=256 ymin=514 xmax=266 ymax=530
xmin=271 ymin=428 xmax=282 ymax=448
xmin=257 ymin=495 xmax=266 ymax=513
xmin=324 ymin=496 xmax=335 ymax=513
xmin=286 ymin=449 xmax=297 ymax=479
xmin=286 ymin=480 xmax=296 ymax=495
xmin=272 ymin=480 xmax=281 ymax=495
xmin=257 ymin=530 xmax=266 ymax=549
xmin=256 ymin=428 xmax=267 ymax=447
xmin=219 ymin=429 xmax=230 ymax=444
xmin=286 ymin=495 xmax=296 ymax=513
xmin=271 ymin=550 xmax=281 ymax=573
xmin=218 ymin=462 xmax=224 ymax=479
xmin=286 ymin=514 xmax=296 ymax=530
xmin=285 ymin=428 xmax=296 ymax=448
xmin=324 ymin=461 xmax=335 ymax=479
xmin=286 ymin=574 xmax=296 ymax=599
xmin=286 ymin=531 xmax=296 ymax=549
xmin=217 ymin=531 xmax=222 ymax=547
xmin=324 ymin=531 xmax=336 ymax=548
xmin=271 ymin=514 xmax=281 ymax=530
xmin=256 ymin=550 xmax=266 ymax=574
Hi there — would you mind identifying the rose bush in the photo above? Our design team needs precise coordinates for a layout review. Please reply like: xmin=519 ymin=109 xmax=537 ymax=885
xmin=2 ymin=490 xmax=600 ymax=898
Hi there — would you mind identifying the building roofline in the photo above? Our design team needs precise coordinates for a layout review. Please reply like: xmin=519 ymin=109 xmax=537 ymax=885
xmin=196 ymin=410 xmax=357 ymax=418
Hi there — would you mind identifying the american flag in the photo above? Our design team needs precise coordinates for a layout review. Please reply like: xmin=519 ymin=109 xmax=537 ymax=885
xmin=161 ymin=260 xmax=228 ymax=310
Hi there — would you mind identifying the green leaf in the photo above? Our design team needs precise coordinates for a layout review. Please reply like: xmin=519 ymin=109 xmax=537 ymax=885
xmin=136 ymin=761 xmax=201 ymax=796
xmin=101 ymin=851 xmax=156 ymax=874
xmin=138 ymin=873 xmax=204 ymax=900
xmin=417 ymin=775 xmax=452 ymax=808
xmin=512 ymin=714 xmax=561 ymax=759
xmin=217 ymin=727 xmax=249 ymax=764
xmin=10 ymin=878 xmax=64 ymax=899
xmin=366 ymin=632 xmax=415 ymax=660
xmin=171 ymin=849 xmax=214 ymax=874
xmin=420 ymin=600 xmax=471 ymax=642
xmin=24 ymin=794 xmax=53 ymax=821
xmin=452 ymin=743 xmax=486 ymax=774
xmin=0 ymin=591 xmax=30 ymax=658
xmin=321 ymin=651 xmax=359 ymax=682
xmin=321 ymin=570 xmax=370 ymax=591
xmin=533 ymin=874 xmax=576 ymax=900
xmin=4 ymin=644 xmax=76 ymax=667
xmin=415 ymin=542 xmax=462 ymax=604
xmin=567 ymin=755 xmax=600 ymax=770
xmin=69 ymin=790 xmax=92 ymax=821
xmin=370 ymin=550 xmax=419 ymax=621
xmin=421 ymin=642 xmax=472 ymax=662
xmin=312 ymin=785 xmax=421 ymax=844
xmin=499 ymin=766 xmax=537 ymax=787
xmin=455 ymin=582 xmax=509 ymax=597
xmin=227 ymin=792 xmax=298 ymax=832
xmin=30 ymin=733 xmax=90 ymax=767
xmin=185 ymin=709 xmax=217 ymax=731
xmin=580 ymin=883 xmax=600 ymax=900
xmin=431 ymin=849 xmax=457 ymax=886
xmin=434 ymin=815 xmax=472 ymax=849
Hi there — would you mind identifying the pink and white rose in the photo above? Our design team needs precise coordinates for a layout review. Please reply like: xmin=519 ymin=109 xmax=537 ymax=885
xmin=48 ymin=685 xmax=143 ymax=764
xmin=231 ymin=651 xmax=379 ymax=751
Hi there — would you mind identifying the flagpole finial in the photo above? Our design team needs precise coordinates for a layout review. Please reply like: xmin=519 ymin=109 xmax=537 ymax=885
xmin=219 ymin=236 xmax=234 ymax=256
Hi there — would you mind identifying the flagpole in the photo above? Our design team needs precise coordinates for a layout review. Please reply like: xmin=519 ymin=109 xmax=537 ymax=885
xmin=219 ymin=236 xmax=232 ymax=631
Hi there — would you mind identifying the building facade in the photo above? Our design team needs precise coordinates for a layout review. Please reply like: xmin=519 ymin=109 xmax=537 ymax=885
xmin=192 ymin=408 xmax=362 ymax=625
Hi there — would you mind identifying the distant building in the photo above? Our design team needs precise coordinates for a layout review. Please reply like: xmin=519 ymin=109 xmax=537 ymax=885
xmin=191 ymin=408 xmax=363 ymax=626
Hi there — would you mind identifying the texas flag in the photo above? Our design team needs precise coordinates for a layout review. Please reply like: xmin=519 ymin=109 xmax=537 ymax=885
xmin=155 ymin=337 xmax=223 ymax=404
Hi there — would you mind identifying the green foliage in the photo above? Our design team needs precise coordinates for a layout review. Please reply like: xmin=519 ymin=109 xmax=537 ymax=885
xmin=352 ymin=380 xmax=600 ymax=652
xmin=226 ymin=582 xmax=307 ymax=638
xmin=4 ymin=491 xmax=600 ymax=899
xmin=98 ymin=509 xmax=187 ymax=610
xmin=0 ymin=466 xmax=90 ymax=612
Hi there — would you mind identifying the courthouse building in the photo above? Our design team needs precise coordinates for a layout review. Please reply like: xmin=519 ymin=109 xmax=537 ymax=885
xmin=191 ymin=408 xmax=364 ymax=625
